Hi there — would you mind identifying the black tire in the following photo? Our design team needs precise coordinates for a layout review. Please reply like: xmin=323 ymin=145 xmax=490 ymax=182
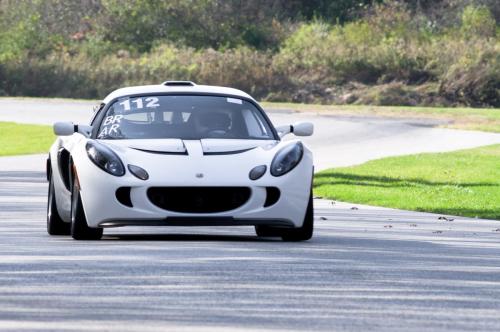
xmin=71 ymin=181 xmax=103 ymax=240
xmin=255 ymin=225 xmax=282 ymax=237
xmin=47 ymin=177 xmax=70 ymax=235
xmin=281 ymin=191 xmax=314 ymax=242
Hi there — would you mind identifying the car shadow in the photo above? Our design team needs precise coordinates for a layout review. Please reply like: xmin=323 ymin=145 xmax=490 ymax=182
xmin=102 ymin=233 xmax=281 ymax=242
xmin=313 ymin=171 xmax=498 ymax=188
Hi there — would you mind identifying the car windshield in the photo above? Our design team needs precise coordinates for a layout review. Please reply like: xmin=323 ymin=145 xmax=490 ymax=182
xmin=97 ymin=95 xmax=275 ymax=140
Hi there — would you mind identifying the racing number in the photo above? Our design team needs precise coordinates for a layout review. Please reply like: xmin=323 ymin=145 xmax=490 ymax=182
xmin=119 ymin=97 xmax=160 ymax=111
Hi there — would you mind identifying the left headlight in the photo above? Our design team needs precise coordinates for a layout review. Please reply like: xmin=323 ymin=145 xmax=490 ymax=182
xmin=271 ymin=142 xmax=304 ymax=177
xmin=86 ymin=141 xmax=125 ymax=176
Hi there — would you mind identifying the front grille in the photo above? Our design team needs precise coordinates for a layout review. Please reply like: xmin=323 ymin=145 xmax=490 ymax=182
xmin=147 ymin=187 xmax=251 ymax=213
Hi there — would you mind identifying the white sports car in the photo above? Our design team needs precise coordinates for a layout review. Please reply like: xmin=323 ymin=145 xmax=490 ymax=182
xmin=47 ymin=81 xmax=314 ymax=241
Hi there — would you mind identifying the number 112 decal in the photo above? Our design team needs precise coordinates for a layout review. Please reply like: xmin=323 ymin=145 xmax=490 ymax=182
xmin=119 ymin=97 xmax=160 ymax=111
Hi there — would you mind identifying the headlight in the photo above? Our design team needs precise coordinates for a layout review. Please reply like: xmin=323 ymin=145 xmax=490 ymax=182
xmin=86 ymin=141 xmax=125 ymax=176
xmin=271 ymin=142 xmax=303 ymax=176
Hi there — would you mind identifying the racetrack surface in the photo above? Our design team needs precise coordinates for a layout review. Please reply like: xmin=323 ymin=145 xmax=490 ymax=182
xmin=1 ymin=97 xmax=499 ymax=170
xmin=1 ymin=98 xmax=500 ymax=331
xmin=1 ymin=157 xmax=500 ymax=331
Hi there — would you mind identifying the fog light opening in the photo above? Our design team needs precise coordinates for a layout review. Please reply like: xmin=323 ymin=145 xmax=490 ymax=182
xmin=249 ymin=165 xmax=267 ymax=180
xmin=128 ymin=164 xmax=149 ymax=180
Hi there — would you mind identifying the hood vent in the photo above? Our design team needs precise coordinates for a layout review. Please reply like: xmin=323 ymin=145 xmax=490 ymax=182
xmin=126 ymin=139 xmax=187 ymax=155
xmin=131 ymin=147 xmax=188 ymax=155
xmin=203 ymin=147 xmax=255 ymax=156
xmin=162 ymin=81 xmax=196 ymax=86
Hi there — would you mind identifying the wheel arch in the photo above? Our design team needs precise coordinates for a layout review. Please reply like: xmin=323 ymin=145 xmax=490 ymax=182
xmin=57 ymin=148 xmax=72 ymax=191
xmin=46 ymin=155 xmax=51 ymax=181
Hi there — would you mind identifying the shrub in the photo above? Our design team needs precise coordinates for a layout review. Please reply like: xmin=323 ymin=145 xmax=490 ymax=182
xmin=272 ymin=2 xmax=499 ymax=106
xmin=461 ymin=5 xmax=497 ymax=38
xmin=0 ymin=44 xmax=280 ymax=100
xmin=0 ymin=0 xmax=498 ymax=107
xmin=274 ymin=3 xmax=436 ymax=90
xmin=355 ymin=82 xmax=423 ymax=106
xmin=440 ymin=40 xmax=500 ymax=107
xmin=96 ymin=0 xmax=294 ymax=51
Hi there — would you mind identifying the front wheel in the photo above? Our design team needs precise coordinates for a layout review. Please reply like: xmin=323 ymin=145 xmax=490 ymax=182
xmin=281 ymin=191 xmax=314 ymax=242
xmin=254 ymin=191 xmax=314 ymax=241
xmin=71 ymin=180 xmax=103 ymax=240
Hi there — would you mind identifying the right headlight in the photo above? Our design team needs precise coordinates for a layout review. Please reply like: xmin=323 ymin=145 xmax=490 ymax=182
xmin=270 ymin=142 xmax=304 ymax=177
xmin=86 ymin=141 xmax=125 ymax=176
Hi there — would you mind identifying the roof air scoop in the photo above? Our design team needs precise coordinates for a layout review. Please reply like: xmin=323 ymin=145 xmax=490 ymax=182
xmin=162 ymin=81 xmax=196 ymax=86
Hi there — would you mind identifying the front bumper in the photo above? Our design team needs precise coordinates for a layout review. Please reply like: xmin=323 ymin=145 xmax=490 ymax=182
xmin=74 ymin=146 xmax=313 ymax=229
xmin=98 ymin=217 xmax=295 ymax=228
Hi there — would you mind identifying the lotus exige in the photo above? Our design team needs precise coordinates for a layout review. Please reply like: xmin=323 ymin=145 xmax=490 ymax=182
xmin=47 ymin=81 xmax=314 ymax=240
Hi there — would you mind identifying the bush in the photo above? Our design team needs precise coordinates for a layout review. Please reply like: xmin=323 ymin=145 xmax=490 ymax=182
xmin=440 ymin=40 xmax=500 ymax=107
xmin=0 ymin=44 xmax=280 ymax=100
xmin=96 ymin=0 xmax=294 ymax=51
xmin=275 ymin=2 xmax=437 ymax=86
xmin=0 ymin=0 xmax=498 ymax=107
xmin=461 ymin=5 xmax=497 ymax=38
xmin=271 ymin=2 xmax=499 ymax=106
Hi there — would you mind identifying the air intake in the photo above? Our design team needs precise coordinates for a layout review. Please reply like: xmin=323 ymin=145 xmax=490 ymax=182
xmin=162 ymin=81 xmax=196 ymax=86
xmin=264 ymin=187 xmax=280 ymax=207
xmin=148 ymin=187 xmax=250 ymax=213
xmin=116 ymin=187 xmax=133 ymax=207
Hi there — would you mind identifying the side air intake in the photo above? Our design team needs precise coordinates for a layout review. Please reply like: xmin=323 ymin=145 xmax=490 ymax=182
xmin=162 ymin=81 xmax=196 ymax=86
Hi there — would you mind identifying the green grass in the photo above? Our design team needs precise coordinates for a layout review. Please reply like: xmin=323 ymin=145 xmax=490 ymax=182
xmin=0 ymin=122 xmax=55 ymax=156
xmin=262 ymin=102 xmax=500 ymax=133
xmin=314 ymin=145 xmax=500 ymax=220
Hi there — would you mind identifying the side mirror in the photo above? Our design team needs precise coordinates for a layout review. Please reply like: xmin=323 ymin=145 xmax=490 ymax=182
xmin=276 ymin=122 xmax=314 ymax=138
xmin=53 ymin=122 xmax=92 ymax=137
xmin=53 ymin=122 xmax=75 ymax=136
xmin=293 ymin=122 xmax=314 ymax=136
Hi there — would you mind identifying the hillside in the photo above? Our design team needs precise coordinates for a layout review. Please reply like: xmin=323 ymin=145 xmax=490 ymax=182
xmin=0 ymin=0 xmax=498 ymax=107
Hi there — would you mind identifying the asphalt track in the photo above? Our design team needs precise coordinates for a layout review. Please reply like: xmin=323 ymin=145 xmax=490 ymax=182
xmin=1 ymin=98 xmax=500 ymax=331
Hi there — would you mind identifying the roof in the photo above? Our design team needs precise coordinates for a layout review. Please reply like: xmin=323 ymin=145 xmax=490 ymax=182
xmin=102 ymin=83 xmax=255 ymax=104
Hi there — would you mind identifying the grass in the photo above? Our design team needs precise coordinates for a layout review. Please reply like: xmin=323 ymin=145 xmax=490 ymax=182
xmin=262 ymin=102 xmax=500 ymax=133
xmin=314 ymin=144 xmax=500 ymax=220
xmin=0 ymin=122 xmax=54 ymax=156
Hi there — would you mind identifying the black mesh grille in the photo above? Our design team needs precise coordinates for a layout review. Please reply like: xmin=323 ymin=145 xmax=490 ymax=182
xmin=147 ymin=187 xmax=251 ymax=213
